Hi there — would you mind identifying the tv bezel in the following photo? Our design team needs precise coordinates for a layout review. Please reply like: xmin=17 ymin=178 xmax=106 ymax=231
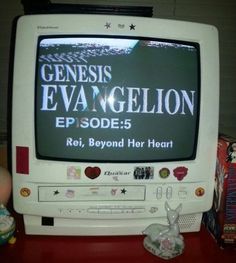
xmin=34 ymin=34 xmax=201 ymax=163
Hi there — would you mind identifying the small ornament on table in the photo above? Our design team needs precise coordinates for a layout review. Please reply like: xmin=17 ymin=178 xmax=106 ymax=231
xmin=143 ymin=202 xmax=184 ymax=260
xmin=0 ymin=204 xmax=16 ymax=245
xmin=0 ymin=166 xmax=16 ymax=245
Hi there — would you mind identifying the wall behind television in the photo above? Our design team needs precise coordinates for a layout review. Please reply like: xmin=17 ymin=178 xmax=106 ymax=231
xmin=0 ymin=0 xmax=235 ymax=145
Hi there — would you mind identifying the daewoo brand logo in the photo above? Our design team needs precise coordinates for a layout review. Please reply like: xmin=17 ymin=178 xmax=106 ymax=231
xmin=37 ymin=26 xmax=59 ymax=30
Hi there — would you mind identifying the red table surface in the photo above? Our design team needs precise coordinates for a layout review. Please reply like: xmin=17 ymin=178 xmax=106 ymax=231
xmin=1 ymin=211 xmax=235 ymax=263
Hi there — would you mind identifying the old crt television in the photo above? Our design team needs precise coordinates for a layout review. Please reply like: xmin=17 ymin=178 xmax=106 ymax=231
xmin=11 ymin=14 xmax=219 ymax=235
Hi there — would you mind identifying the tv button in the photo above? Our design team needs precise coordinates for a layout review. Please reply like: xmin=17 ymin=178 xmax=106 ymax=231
xmin=123 ymin=209 xmax=133 ymax=213
xmin=178 ymin=190 xmax=187 ymax=199
xmin=99 ymin=209 xmax=111 ymax=214
xmin=166 ymin=187 xmax=172 ymax=199
xmin=133 ymin=208 xmax=145 ymax=213
xmin=112 ymin=209 xmax=122 ymax=214
xmin=87 ymin=208 xmax=98 ymax=213
xmin=156 ymin=187 xmax=162 ymax=199
xmin=195 ymin=187 xmax=205 ymax=197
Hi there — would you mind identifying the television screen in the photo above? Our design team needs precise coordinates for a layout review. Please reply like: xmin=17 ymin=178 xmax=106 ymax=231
xmin=35 ymin=36 xmax=200 ymax=162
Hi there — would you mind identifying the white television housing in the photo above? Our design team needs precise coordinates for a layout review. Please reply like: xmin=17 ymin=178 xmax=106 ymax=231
xmin=12 ymin=14 xmax=219 ymax=235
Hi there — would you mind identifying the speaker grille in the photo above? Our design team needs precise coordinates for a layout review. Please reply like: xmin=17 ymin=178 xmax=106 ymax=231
xmin=178 ymin=213 xmax=203 ymax=232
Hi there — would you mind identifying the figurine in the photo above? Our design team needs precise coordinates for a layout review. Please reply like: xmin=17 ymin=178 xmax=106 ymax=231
xmin=0 ymin=167 xmax=16 ymax=245
xmin=143 ymin=202 xmax=184 ymax=260
xmin=0 ymin=166 xmax=12 ymax=206
xmin=0 ymin=204 xmax=16 ymax=245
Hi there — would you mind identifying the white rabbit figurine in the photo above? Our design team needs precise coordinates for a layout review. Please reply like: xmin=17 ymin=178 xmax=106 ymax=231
xmin=143 ymin=202 xmax=184 ymax=260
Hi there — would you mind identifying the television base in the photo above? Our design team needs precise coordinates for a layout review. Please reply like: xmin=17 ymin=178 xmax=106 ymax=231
xmin=23 ymin=213 xmax=203 ymax=236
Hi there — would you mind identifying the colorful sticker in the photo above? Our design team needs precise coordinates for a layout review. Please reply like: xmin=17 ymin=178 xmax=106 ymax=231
xmin=134 ymin=167 xmax=154 ymax=180
xmin=173 ymin=166 xmax=188 ymax=181
xmin=159 ymin=168 xmax=170 ymax=179
xmin=65 ymin=189 xmax=75 ymax=198
xmin=85 ymin=167 xmax=101 ymax=179
xmin=111 ymin=189 xmax=118 ymax=196
xmin=67 ymin=166 xmax=81 ymax=179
